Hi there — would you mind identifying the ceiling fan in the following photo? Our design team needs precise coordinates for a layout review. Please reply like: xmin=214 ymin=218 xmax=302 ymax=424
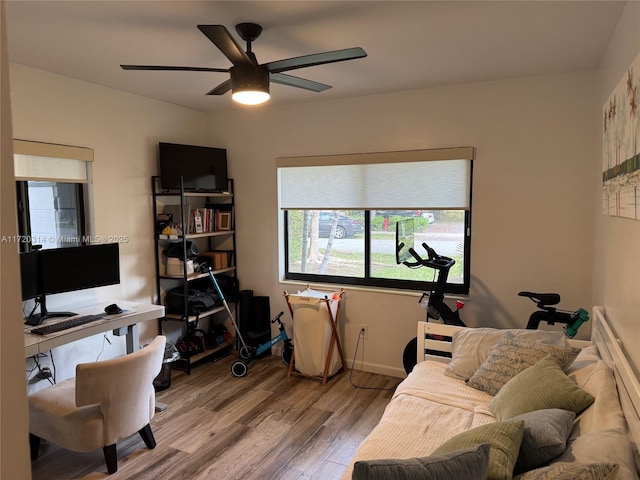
xmin=121 ymin=23 xmax=367 ymax=105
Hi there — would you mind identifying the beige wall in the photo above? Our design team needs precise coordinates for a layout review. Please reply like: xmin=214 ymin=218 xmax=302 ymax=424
xmin=208 ymin=70 xmax=597 ymax=376
xmin=1 ymin=1 xmax=32 ymax=477
xmin=9 ymin=64 xmax=208 ymax=383
xmin=594 ymin=2 xmax=640 ymax=371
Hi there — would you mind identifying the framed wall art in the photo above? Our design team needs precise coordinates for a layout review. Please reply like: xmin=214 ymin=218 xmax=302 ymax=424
xmin=602 ymin=51 xmax=640 ymax=219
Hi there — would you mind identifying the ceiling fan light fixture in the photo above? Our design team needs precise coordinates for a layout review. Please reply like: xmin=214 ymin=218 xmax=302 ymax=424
xmin=232 ymin=89 xmax=270 ymax=105
xmin=230 ymin=65 xmax=270 ymax=105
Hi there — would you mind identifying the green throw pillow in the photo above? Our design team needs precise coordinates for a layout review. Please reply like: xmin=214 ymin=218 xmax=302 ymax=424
xmin=513 ymin=462 xmax=619 ymax=480
xmin=352 ymin=444 xmax=490 ymax=480
xmin=489 ymin=355 xmax=594 ymax=421
xmin=433 ymin=421 xmax=524 ymax=480
xmin=467 ymin=332 xmax=581 ymax=395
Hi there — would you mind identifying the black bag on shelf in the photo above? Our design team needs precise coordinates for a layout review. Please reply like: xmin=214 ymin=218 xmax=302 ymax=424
xmin=164 ymin=287 xmax=220 ymax=316
xmin=165 ymin=241 xmax=199 ymax=260
xmin=188 ymin=275 xmax=238 ymax=303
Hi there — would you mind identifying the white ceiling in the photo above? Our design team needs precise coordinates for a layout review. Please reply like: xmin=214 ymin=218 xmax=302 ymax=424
xmin=5 ymin=1 xmax=626 ymax=113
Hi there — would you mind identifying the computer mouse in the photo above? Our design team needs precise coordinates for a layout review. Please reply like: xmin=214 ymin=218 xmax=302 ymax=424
xmin=104 ymin=303 xmax=123 ymax=315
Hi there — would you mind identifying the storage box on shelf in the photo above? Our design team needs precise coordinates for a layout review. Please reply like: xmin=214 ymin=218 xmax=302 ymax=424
xmin=152 ymin=175 xmax=238 ymax=374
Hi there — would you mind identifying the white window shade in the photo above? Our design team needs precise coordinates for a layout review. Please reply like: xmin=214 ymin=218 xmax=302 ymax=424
xmin=277 ymin=147 xmax=473 ymax=210
xmin=13 ymin=140 xmax=92 ymax=183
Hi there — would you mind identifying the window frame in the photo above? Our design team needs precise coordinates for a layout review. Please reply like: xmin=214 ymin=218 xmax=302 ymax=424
xmin=283 ymin=209 xmax=471 ymax=294
xmin=16 ymin=180 xmax=87 ymax=252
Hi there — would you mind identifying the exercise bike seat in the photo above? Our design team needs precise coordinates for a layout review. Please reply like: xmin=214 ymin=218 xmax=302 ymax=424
xmin=518 ymin=291 xmax=561 ymax=307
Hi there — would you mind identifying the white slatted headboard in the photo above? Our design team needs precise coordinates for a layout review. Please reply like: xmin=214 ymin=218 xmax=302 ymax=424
xmin=416 ymin=321 xmax=465 ymax=363
xmin=592 ymin=306 xmax=640 ymax=449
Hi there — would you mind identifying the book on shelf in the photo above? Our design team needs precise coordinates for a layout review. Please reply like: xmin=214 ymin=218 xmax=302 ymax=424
xmin=206 ymin=203 xmax=233 ymax=231
xmin=158 ymin=199 xmax=232 ymax=235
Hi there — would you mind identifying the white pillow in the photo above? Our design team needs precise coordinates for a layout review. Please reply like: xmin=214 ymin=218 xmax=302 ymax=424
xmin=556 ymin=359 xmax=639 ymax=480
xmin=571 ymin=361 xmax=628 ymax=435
xmin=554 ymin=430 xmax=639 ymax=480
xmin=565 ymin=345 xmax=600 ymax=377
xmin=445 ymin=328 xmax=568 ymax=380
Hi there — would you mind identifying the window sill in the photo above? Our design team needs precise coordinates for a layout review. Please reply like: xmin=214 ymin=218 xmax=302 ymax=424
xmin=278 ymin=278 xmax=470 ymax=301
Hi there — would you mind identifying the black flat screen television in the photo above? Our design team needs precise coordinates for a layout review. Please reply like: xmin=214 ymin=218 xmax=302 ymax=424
xmin=22 ymin=243 xmax=121 ymax=326
xmin=158 ymin=142 xmax=228 ymax=192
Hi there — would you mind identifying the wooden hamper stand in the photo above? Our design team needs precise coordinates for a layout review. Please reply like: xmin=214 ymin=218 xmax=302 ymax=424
xmin=283 ymin=288 xmax=346 ymax=385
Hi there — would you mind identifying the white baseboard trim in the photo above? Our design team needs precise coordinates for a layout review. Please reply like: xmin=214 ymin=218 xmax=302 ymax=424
xmin=346 ymin=358 xmax=406 ymax=379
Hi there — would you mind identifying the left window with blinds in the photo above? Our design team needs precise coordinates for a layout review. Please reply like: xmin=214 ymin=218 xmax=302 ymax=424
xmin=13 ymin=140 xmax=93 ymax=252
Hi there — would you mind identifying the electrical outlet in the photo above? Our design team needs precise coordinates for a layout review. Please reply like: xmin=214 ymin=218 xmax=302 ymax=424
xmin=359 ymin=324 xmax=368 ymax=339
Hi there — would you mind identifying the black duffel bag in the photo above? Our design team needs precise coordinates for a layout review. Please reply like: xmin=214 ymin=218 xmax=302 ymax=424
xmin=164 ymin=287 xmax=220 ymax=316
xmin=165 ymin=241 xmax=199 ymax=261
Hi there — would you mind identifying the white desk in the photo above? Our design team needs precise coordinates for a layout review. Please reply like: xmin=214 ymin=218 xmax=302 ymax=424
xmin=24 ymin=301 xmax=165 ymax=357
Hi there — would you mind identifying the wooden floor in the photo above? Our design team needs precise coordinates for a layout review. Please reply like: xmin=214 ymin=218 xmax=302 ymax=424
xmin=30 ymin=353 xmax=400 ymax=480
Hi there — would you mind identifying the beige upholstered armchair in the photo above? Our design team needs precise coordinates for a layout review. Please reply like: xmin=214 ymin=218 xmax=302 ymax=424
xmin=28 ymin=335 xmax=167 ymax=474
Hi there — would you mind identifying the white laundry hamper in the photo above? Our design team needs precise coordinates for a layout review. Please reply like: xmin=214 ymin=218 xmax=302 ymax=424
xmin=285 ymin=288 xmax=345 ymax=384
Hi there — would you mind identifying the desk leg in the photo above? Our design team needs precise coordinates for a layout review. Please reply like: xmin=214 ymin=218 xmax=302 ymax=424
xmin=112 ymin=323 xmax=139 ymax=354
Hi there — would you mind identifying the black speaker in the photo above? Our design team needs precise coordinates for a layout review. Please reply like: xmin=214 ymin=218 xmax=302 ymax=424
xmin=249 ymin=296 xmax=271 ymax=354
xmin=238 ymin=290 xmax=254 ymax=340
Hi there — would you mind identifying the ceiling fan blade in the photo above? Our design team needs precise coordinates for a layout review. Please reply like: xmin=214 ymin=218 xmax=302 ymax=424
xmin=266 ymin=47 xmax=367 ymax=74
xmin=206 ymin=79 xmax=232 ymax=96
xmin=197 ymin=25 xmax=254 ymax=67
xmin=270 ymin=73 xmax=332 ymax=92
xmin=120 ymin=65 xmax=228 ymax=72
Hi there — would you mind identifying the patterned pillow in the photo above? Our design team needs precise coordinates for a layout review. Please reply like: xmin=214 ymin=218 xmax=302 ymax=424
xmin=513 ymin=462 xmax=618 ymax=480
xmin=467 ymin=332 xmax=581 ymax=395
xmin=489 ymin=355 xmax=595 ymax=421
xmin=433 ymin=421 xmax=524 ymax=480
xmin=352 ymin=444 xmax=490 ymax=480
xmin=509 ymin=409 xmax=575 ymax=474
xmin=446 ymin=328 xmax=568 ymax=380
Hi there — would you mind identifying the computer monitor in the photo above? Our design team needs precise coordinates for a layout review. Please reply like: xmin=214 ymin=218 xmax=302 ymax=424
xmin=395 ymin=218 xmax=415 ymax=264
xmin=23 ymin=243 xmax=121 ymax=326
xmin=40 ymin=243 xmax=120 ymax=295
xmin=20 ymin=250 xmax=41 ymax=301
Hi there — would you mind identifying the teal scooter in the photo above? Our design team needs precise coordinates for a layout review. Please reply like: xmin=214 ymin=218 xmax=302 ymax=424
xmin=233 ymin=311 xmax=294 ymax=378
xmin=207 ymin=268 xmax=293 ymax=378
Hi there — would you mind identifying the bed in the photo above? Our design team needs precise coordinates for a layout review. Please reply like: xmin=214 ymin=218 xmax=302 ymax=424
xmin=341 ymin=306 xmax=640 ymax=480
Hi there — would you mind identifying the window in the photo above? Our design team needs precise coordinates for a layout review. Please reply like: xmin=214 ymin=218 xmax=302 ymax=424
xmin=16 ymin=181 xmax=86 ymax=250
xmin=278 ymin=147 xmax=473 ymax=294
xmin=13 ymin=140 xmax=93 ymax=252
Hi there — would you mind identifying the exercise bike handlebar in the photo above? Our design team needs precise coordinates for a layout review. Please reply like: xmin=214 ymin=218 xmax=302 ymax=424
xmin=404 ymin=242 xmax=455 ymax=270
xmin=271 ymin=311 xmax=285 ymax=324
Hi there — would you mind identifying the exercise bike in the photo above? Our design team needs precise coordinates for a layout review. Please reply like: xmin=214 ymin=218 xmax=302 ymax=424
xmin=518 ymin=291 xmax=589 ymax=338
xmin=408 ymin=243 xmax=466 ymax=327
xmin=231 ymin=311 xmax=294 ymax=378
xmin=396 ymin=220 xmax=466 ymax=373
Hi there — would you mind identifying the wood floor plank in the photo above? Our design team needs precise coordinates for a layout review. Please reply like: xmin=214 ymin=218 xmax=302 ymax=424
xmin=29 ymin=354 xmax=399 ymax=480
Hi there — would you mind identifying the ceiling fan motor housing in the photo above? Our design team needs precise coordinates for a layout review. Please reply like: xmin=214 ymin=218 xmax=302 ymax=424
xmin=230 ymin=64 xmax=270 ymax=94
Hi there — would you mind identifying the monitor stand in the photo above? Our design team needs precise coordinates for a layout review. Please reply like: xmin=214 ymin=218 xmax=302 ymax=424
xmin=24 ymin=294 xmax=77 ymax=326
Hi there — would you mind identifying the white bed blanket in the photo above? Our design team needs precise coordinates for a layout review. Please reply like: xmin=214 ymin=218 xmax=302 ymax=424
xmin=340 ymin=361 xmax=496 ymax=480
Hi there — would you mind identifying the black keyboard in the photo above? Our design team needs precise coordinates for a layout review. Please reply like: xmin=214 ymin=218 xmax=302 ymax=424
xmin=30 ymin=314 xmax=107 ymax=335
